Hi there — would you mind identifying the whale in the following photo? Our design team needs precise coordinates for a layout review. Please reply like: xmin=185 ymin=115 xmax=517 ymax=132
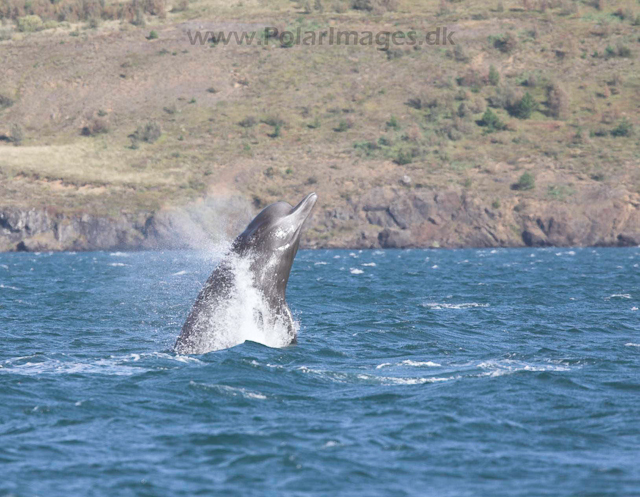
xmin=174 ymin=192 xmax=318 ymax=354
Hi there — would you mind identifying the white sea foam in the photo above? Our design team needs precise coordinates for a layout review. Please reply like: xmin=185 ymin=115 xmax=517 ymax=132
xmin=172 ymin=270 xmax=188 ymax=276
xmin=322 ymin=440 xmax=341 ymax=448
xmin=357 ymin=374 xmax=453 ymax=385
xmin=0 ymin=352 xmax=204 ymax=376
xmin=350 ymin=268 xmax=364 ymax=275
xmin=362 ymin=263 xmax=376 ymax=267
xmin=109 ymin=263 xmax=127 ymax=267
xmin=476 ymin=360 xmax=570 ymax=378
xmin=249 ymin=360 xmax=284 ymax=370
xmin=109 ymin=252 xmax=130 ymax=257
xmin=180 ymin=254 xmax=298 ymax=353
xmin=376 ymin=363 xmax=393 ymax=369
xmin=401 ymin=360 xmax=441 ymax=367
xmin=314 ymin=262 xmax=327 ymax=266
xmin=376 ymin=360 xmax=441 ymax=369
xmin=190 ymin=381 xmax=267 ymax=399
xmin=3 ymin=359 xmax=139 ymax=376
xmin=0 ymin=284 xmax=19 ymax=290
xmin=431 ymin=265 xmax=438 ymax=269
xmin=0 ymin=264 xmax=9 ymax=269
xmin=605 ymin=294 xmax=631 ymax=300
xmin=423 ymin=302 xmax=489 ymax=310
xmin=625 ymin=343 xmax=640 ymax=347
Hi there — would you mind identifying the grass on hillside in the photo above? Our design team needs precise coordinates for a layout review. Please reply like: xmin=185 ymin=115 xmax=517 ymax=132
xmin=0 ymin=0 xmax=639 ymax=232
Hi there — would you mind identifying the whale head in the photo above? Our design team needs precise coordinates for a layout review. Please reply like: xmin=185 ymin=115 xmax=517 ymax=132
xmin=232 ymin=192 xmax=317 ymax=300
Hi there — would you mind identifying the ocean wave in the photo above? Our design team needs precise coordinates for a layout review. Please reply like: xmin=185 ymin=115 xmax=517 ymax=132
xmin=1 ymin=358 xmax=140 ymax=376
xmin=605 ymin=294 xmax=632 ymax=300
xmin=109 ymin=252 xmax=130 ymax=257
xmin=625 ymin=343 xmax=640 ymax=347
xmin=1 ymin=352 xmax=202 ymax=376
xmin=350 ymin=268 xmax=364 ymax=275
xmin=476 ymin=360 xmax=571 ymax=378
xmin=376 ymin=360 xmax=441 ymax=369
xmin=189 ymin=381 xmax=267 ymax=400
xmin=109 ymin=263 xmax=128 ymax=267
xmin=422 ymin=302 xmax=489 ymax=310
xmin=356 ymin=374 xmax=453 ymax=385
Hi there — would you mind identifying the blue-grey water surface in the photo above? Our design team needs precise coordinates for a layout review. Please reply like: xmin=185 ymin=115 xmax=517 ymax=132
xmin=1 ymin=248 xmax=639 ymax=496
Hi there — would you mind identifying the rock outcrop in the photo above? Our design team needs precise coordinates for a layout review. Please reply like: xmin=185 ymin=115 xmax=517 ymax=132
xmin=2 ymin=187 xmax=640 ymax=252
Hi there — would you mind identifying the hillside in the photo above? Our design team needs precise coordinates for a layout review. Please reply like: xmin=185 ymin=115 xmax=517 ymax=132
xmin=1 ymin=0 xmax=639 ymax=250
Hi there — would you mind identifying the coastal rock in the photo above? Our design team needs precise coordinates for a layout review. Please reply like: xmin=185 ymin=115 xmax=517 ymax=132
xmin=2 ymin=188 xmax=640 ymax=251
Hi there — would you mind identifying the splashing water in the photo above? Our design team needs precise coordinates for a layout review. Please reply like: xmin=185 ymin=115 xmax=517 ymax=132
xmin=183 ymin=253 xmax=298 ymax=353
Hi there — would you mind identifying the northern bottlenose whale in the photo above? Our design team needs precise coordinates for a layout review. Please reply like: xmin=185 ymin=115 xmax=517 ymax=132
xmin=174 ymin=192 xmax=318 ymax=354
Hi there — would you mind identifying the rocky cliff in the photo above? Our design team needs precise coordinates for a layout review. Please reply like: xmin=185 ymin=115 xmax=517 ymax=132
xmin=318 ymin=185 xmax=640 ymax=249
xmin=2 ymin=186 xmax=640 ymax=252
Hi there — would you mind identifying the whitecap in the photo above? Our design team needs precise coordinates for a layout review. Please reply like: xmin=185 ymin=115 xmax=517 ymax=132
xmin=357 ymin=374 xmax=453 ymax=385
xmin=350 ymin=268 xmax=364 ymax=274
xmin=174 ymin=254 xmax=299 ymax=353
xmin=477 ymin=360 xmax=570 ymax=378
xmin=362 ymin=263 xmax=376 ymax=267
xmin=109 ymin=252 xmax=130 ymax=257
xmin=377 ymin=360 xmax=441 ymax=368
xmin=0 ymin=284 xmax=19 ymax=290
xmin=605 ymin=294 xmax=631 ymax=300
xmin=423 ymin=302 xmax=489 ymax=310
xmin=314 ymin=262 xmax=327 ymax=266
xmin=322 ymin=440 xmax=341 ymax=448
xmin=401 ymin=360 xmax=441 ymax=367
xmin=109 ymin=263 xmax=127 ymax=267
xmin=0 ymin=264 xmax=9 ymax=269
xmin=625 ymin=343 xmax=640 ymax=347
xmin=172 ymin=270 xmax=188 ymax=276
xmin=3 ymin=359 xmax=140 ymax=376
xmin=431 ymin=265 xmax=438 ymax=269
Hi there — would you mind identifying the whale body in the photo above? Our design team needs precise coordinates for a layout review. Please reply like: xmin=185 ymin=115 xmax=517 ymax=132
xmin=174 ymin=192 xmax=317 ymax=354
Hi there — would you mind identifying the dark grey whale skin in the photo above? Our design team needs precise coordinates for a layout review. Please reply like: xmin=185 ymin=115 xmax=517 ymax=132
xmin=174 ymin=193 xmax=317 ymax=354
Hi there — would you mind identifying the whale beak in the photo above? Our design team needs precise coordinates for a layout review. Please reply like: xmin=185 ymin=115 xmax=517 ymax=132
xmin=289 ymin=192 xmax=318 ymax=228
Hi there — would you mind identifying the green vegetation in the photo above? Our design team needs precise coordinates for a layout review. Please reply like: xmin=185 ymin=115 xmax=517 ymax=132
xmin=488 ymin=65 xmax=500 ymax=86
xmin=8 ymin=124 xmax=24 ymax=145
xmin=17 ymin=15 xmax=42 ymax=32
xmin=510 ymin=93 xmax=538 ymax=120
xmin=513 ymin=172 xmax=536 ymax=191
xmin=611 ymin=120 xmax=633 ymax=138
xmin=130 ymin=121 xmax=162 ymax=145
xmin=478 ymin=109 xmax=506 ymax=132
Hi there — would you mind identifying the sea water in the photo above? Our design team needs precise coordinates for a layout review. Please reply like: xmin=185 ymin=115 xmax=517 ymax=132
xmin=1 ymin=248 xmax=639 ymax=496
